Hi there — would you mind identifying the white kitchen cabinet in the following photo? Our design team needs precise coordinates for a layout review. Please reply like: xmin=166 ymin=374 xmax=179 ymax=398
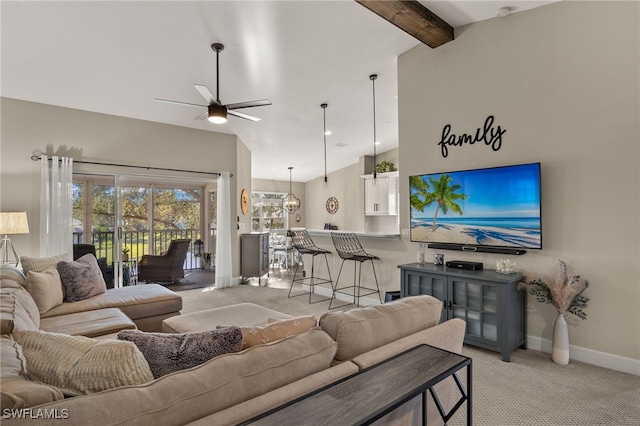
xmin=362 ymin=171 xmax=398 ymax=215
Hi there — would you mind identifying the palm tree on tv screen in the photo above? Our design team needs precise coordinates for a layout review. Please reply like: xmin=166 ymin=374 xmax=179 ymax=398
xmin=410 ymin=174 xmax=467 ymax=232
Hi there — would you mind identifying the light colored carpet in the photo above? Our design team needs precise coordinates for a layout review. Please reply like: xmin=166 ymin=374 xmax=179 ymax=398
xmin=166 ymin=273 xmax=640 ymax=426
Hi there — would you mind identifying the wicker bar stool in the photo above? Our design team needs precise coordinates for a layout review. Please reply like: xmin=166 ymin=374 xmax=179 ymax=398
xmin=329 ymin=232 xmax=382 ymax=309
xmin=288 ymin=230 xmax=333 ymax=304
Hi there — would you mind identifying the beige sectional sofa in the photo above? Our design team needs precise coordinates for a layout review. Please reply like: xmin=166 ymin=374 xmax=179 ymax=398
xmin=1 ymin=269 xmax=466 ymax=426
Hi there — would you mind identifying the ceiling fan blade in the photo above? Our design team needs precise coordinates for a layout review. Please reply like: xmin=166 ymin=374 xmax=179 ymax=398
xmin=194 ymin=84 xmax=218 ymax=105
xmin=228 ymin=109 xmax=261 ymax=122
xmin=226 ymin=99 xmax=272 ymax=110
xmin=194 ymin=111 xmax=208 ymax=120
xmin=155 ymin=98 xmax=207 ymax=108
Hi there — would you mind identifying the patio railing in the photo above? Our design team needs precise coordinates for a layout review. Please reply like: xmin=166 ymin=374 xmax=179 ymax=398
xmin=73 ymin=229 xmax=202 ymax=270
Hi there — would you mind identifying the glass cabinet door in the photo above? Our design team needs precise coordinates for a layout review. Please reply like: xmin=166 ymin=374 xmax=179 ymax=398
xmin=451 ymin=278 xmax=499 ymax=344
xmin=403 ymin=271 xmax=448 ymax=323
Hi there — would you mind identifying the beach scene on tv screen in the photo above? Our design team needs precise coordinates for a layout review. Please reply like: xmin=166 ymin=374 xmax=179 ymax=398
xmin=410 ymin=163 xmax=541 ymax=249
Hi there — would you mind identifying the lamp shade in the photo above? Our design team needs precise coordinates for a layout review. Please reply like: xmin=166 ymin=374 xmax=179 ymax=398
xmin=0 ymin=212 xmax=29 ymax=235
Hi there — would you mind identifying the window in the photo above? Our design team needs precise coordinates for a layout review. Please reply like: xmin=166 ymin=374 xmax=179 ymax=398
xmin=251 ymin=192 xmax=288 ymax=232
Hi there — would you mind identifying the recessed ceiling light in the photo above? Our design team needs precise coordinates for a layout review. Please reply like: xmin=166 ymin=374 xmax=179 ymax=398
xmin=375 ymin=141 xmax=381 ymax=146
xmin=324 ymin=130 xmax=332 ymax=136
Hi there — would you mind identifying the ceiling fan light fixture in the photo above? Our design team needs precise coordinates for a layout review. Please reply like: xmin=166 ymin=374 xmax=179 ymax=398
xmin=208 ymin=104 xmax=228 ymax=124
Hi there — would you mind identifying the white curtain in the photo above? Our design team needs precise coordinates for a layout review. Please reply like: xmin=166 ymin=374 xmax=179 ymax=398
xmin=215 ymin=172 xmax=234 ymax=288
xmin=40 ymin=155 xmax=73 ymax=259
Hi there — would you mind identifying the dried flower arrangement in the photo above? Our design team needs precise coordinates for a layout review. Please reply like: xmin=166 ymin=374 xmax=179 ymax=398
xmin=520 ymin=260 xmax=590 ymax=320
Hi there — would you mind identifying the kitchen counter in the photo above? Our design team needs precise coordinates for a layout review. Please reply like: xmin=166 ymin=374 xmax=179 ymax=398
xmin=306 ymin=229 xmax=400 ymax=239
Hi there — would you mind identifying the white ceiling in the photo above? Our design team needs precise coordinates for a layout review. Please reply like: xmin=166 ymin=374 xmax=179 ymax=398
xmin=1 ymin=1 xmax=557 ymax=182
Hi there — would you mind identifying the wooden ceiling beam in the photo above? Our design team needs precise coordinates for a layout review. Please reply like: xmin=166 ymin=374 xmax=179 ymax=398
xmin=356 ymin=0 xmax=454 ymax=48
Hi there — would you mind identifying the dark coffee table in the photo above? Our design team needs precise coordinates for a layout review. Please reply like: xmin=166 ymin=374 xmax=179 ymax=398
xmin=242 ymin=344 xmax=472 ymax=425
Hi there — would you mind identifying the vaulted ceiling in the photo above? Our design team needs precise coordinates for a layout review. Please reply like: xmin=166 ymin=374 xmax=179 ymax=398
xmin=1 ymin=1 xmax=557 ymax=182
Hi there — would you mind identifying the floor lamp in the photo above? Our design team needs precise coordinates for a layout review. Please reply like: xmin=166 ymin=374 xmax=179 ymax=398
xmin=0 ymin=212 xmax=30 ymax=266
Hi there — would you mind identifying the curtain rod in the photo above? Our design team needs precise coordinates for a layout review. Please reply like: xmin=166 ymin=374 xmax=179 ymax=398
xmin=30 ymin=150 xmax=232 ymax=178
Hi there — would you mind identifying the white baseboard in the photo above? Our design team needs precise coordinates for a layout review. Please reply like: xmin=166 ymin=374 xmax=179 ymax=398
xmin=526 ymin=336 xmax=639 ymax=375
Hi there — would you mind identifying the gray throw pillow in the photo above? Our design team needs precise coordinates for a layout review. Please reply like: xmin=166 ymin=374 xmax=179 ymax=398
xmin=56 ymin=254 xmax=107 ymax=302
xmin=117 ymin=327 xmax=243 ymax=379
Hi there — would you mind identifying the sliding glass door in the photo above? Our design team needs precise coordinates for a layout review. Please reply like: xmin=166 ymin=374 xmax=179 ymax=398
xmin=73 ymin=173 xmax=209 ymax=286
xmin=72 ymin=174 xmax=123 ymax=286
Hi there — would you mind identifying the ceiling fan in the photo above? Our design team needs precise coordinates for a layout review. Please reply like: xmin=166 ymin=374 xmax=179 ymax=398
xmin=155 ymin=43 xmax=271 ymax=123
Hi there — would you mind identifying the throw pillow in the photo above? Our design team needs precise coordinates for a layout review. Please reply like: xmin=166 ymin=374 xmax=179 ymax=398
xmin=13 ymin=329 xmax=154 ymax=396
xmin=117 ymin=327 xmax=243 ymax=379
xmin=20 ymin=254 xmax=69 ymax=276
xmin=56 ymin=254 xmax=107 ymax=302
xmin=219 ymin=315 xmax=317 ymax=350
xmin=25 ymin=266 xmax=64 ymax=314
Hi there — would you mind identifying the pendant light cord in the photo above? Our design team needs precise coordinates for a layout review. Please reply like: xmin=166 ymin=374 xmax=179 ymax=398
xmin=370 ymin=74 xmax=378 ymax=179
xmin=289 ymin=166 xmax=293 ymax=194
xmin=322 ymin=104 xmax=328 ymax=184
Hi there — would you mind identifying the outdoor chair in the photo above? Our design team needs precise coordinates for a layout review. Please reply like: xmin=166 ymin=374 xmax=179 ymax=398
xmin=329 ymin=232 xmax=382 ymax=309
xmin=138 ymin=239 xmax=191 ymax=283
xmin=288 ymin=230 xmax=333 ymax=304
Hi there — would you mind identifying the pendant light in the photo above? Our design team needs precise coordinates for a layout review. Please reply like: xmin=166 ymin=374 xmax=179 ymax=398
xmin=370 ymin=74 xmax=378 ymax=179
xmin=283 ymin=166 xmax=300 ymax=214
xmin=321 ymin=103 xmax=328 ymax=185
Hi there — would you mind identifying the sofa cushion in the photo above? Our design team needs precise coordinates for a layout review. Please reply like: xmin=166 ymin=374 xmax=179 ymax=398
xmin=57 ymin=254 xmax=107 ymax=302
xmin=20 ymin=253 xmax=69 ymax=276
xmin=0 ymin=283 xmax=40 ymax=332
xmin=0 ymin=265 xmax=26 ymax=285
xmin=222 ymin=315 xmax=317 ymax=350
xmin=117 ymin=327 xmax=243 ymax=378
xmin=14 ymin=329 xmax=154 ymax=396
xmin=319 ymin=295 xmax=443 ymax=362
xmin=39 ymin=308 xmax=137 ymax=337
xmin=41 ymin=284 xmax=182 ymax=323
xmin=0 ymin=335 xmax=64 ymax=410
xmin=1 ymin=335 xmax=27 ymax=377
xmin=25 ymin=266 xmax=64 ymax=313
xmin=1 ymin=376 xmax=65 ymax=411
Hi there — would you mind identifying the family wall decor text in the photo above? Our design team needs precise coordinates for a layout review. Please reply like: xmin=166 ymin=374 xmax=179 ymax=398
xmin=437 ymin=115 xmax=506 ymax=158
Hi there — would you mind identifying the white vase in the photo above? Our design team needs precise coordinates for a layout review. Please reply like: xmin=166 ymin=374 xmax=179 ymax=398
xmin=552 ymin=313 xmax=569 ymax=365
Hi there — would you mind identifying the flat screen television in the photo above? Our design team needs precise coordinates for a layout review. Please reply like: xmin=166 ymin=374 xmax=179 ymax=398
xmin=409 ymin=162 xmax=542 ymax=253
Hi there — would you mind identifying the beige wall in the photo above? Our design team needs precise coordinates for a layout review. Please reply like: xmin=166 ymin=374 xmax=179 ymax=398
xmin=0 ymin=98 xmax=248 ymax=278
xmin=398 ymin=1 xmax=639 ymax=362
xmin=251 ymin=178 xmax=306 ymax=229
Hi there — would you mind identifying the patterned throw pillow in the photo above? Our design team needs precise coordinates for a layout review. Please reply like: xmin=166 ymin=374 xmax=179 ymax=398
xmin=117 ymin=327 xmax=243 ymax=379
xmin=218 ymin=315 xmax=317 ymax=350
xmin=25 ymin=266 xmax=64 ymax=313
xmin=56 ymin=254 xmax=107 ymax=302
xmin=14 ymin=329 xmax=154 ymax=396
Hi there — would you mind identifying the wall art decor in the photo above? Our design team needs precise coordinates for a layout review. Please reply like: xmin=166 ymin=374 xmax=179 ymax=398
xmin=437 ymin=115 xmax=506 ymax=158
xmin=326 ymin=197 xmax=339 ymax=214
xmin=240 ymin=189 xmax=249 ymax=215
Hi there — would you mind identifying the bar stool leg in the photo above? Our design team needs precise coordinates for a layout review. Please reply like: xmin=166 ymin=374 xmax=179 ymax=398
xmin=370 ymin=259 xmax=382 ymax=304
xmin=288 ymin=256 xmax=303 ymax=298
xmin=329 ymin=259 xmax=347 ymax=309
